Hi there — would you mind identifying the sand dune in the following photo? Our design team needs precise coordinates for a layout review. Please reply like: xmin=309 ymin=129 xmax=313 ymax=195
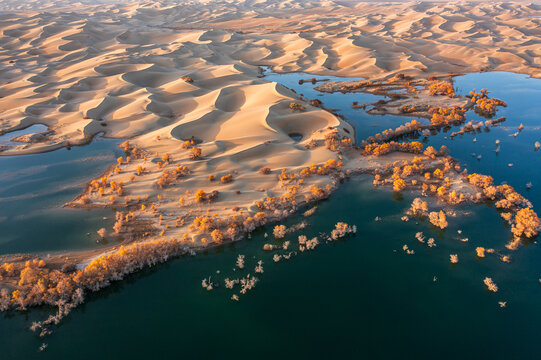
xmin=1 ymin=1 xmax=538 ymax=152
xmin=0 ymin=0 xmax=539 ymax=251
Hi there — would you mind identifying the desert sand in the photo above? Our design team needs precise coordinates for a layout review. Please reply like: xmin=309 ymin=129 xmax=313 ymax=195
xmin=0 ymin=0 xmax=540 ymax=317
xmin=0 ymin=0 xmax=540 ymax=155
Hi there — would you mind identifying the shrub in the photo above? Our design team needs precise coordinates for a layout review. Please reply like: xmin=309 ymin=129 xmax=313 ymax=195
xmin=428 ymin=81 xmax=455 ymax=97
xmin=363 ymin=141 xmax=423 ymax=156
xmin=392 ymin=177 xmax=406 ymax=192
xmin=289 ymin=102 xmax=305 ymax=112
xmin=221 ymin=174 xmax=233 ymax=183
xmin=208 ymin=190 xmax=219 ymax=202
xmin=97 ymin=228 xmax=106 ymax=238
xmin=195 ymin=190 xmax=206 ymax=202
xmin=476 ymin=247 xmax=485 ymax=257
xmin=310 ymin=99 xmax=322 ymax=107
xmin=190 ymin=147 xmax=202 ymax=160
xmin=429 ymin=211 xmax=448 ymax=229
xmin=483 ymin=277 xmax=498 ymax=292
xmin=423 ymin=146 xmax=438 ymax=159
xmin=409 ymin=198 xmax=428 ymax=215
xmin=511 ymin=208 xmax=540 ymax=239
xmin=211 ymin=229 xmax=224 ymax=243
xmin=273 ymin=225 xmax=287 ymax=239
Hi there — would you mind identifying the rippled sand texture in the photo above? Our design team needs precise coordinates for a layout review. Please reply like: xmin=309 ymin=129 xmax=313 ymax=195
xmin=1 ymin=0 xmax=540 ymax=155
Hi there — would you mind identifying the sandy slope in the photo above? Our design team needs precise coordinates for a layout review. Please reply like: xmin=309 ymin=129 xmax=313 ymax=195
xmin=1 ymin=0 xmax=539 ymax=154
xmin=0 ymin=0 xmax=539 ymax=252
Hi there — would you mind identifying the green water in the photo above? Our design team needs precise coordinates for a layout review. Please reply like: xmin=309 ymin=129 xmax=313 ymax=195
xmin=1 ymin=71 xmax=541 ymax=359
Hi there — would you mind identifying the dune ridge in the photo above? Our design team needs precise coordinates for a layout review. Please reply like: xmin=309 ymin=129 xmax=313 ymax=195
xmin=1 ymin=0 xmax=540 ymax=155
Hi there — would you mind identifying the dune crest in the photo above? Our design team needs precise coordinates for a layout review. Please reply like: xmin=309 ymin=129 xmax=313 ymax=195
xmin=1 ymin=0 xmax=540 ymax=153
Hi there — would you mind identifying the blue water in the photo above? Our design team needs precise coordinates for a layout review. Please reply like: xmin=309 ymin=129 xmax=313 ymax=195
xmin=430 ymin=72 xmax=541 ymax=210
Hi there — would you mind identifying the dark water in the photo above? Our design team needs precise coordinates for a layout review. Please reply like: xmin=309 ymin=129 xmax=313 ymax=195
xmin=1 ymin=71 xmax=541 ymax=359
